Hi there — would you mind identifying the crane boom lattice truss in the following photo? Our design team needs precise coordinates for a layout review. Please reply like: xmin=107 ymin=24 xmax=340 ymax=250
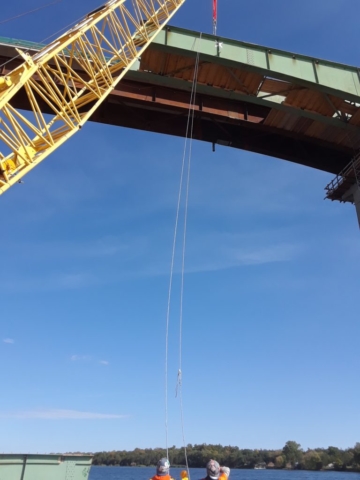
xmin=0 ymin=0 xmax=185 ymax=194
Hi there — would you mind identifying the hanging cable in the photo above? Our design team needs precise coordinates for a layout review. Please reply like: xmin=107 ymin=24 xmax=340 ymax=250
xmin=177 ymin=36 xmax=202 ymax=480
xmin=213 ymin=0 xmax=218 ymax=36
xmin=0 ymin=0 xmax=62 ymax=26
xmin=0 ymin=0 xmax=122 ymax=70
xmin=165 ymin=32 xmax=202 ymax=476
xmin=0 ymin=7 xmax=87 ymax=70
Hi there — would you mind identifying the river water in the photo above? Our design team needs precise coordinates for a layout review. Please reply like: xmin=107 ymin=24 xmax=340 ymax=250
xmin=90 ymin=466 xmax=360 ymax=480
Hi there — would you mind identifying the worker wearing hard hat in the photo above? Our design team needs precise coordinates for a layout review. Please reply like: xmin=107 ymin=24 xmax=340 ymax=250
xmin=201 ymin=460 xmax=230 ymax=480
xmin=150 ymin=458 xmax=175 ymax=480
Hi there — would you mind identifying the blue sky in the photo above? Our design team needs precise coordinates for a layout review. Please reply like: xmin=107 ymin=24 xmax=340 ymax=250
xmin=1 ymin=0 xmax=360 ymax=455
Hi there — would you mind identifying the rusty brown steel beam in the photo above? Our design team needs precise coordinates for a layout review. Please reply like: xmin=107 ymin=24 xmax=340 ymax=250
xmin=0 ymin=53 xmax=354 ymax=174
xmin=91 ymin=86 xmax=352 ymax=173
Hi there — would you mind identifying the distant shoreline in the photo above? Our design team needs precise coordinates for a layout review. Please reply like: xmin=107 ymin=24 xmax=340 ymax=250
xmin=91 ymin=465 xmax=360 ymax=473
xmin=91 ymin=442 xmax=360 ymax=473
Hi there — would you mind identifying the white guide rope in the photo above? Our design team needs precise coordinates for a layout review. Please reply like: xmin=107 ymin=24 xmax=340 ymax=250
xmin=164 ymin=33 xmax=202 ymax=475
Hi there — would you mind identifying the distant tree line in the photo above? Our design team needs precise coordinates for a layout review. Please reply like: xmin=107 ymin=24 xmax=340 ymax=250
xmin=92 ymin=441 xmax=360 ymax=472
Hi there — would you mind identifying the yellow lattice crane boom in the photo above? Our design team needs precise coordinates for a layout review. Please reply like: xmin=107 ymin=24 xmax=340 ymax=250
xmin=0 ymin=0 xmax=185 ymax=194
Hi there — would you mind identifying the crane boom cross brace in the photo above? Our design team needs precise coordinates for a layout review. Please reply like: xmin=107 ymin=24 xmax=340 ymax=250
xmin=0 ymin=0 xmax=186 ymax=194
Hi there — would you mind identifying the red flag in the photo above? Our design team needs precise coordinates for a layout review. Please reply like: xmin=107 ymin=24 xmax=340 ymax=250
xmin=213 ymin=0 xmax=217 ymax=22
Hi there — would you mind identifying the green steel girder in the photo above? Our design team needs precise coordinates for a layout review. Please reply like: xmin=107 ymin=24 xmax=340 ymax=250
xmin=150 ymin=26 xmax=360 ymax=103
xmin=2 ymin=27 xmax=360 ymax=127
xmin=2 ymin=25 xmax=360 ymax=103
xmin=2 ymin=26 xmax=360 ymax=215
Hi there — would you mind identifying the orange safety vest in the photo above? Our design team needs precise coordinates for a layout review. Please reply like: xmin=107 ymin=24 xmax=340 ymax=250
xmin=151 ymin=475 xmax=175 ymax=480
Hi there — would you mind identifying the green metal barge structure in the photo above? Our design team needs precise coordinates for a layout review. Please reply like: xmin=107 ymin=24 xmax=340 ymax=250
xmin=0 ymin=455 xmax=92 ymax=480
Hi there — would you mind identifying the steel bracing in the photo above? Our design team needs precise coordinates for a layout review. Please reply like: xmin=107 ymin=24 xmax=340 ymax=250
xmin=0 ymin=0 xmax=185 ymax=194
xmin=3 ymin=25 xmax=360 ymax=174
xmin=325 ymin=153 xmax=360 ymax=203
xmin=2 ymin=15 xmax=360 ymax=226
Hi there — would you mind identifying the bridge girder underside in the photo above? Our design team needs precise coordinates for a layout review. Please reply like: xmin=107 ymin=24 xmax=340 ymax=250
xmin=2 ymin=26 xmax=360 ymax=177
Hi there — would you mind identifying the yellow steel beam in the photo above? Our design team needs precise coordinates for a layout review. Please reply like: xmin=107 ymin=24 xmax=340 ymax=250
xmin=0 ymin=0 xmax=185 ymax=194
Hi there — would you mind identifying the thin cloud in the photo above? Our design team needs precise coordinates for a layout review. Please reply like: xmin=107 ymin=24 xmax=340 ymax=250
xmin=230 ymin=243 xmax=297 ymax=266
xmin=141 ymin=233 xmax=300 ymax=277
xmin=57 ymin=273 xmax=96 ymax=289
xmin=99 ymin=360 xmax=109 ymax=366
xmin=3 ymin=338 xmax=14 ymax=344
xmin=169 ymin=244 xmax=298 ymax=275
xmin=70 ymin=355 xmax=91 ymax=361
xmin=9 ymin=236 xmax=129 ymax=261
xmin=0 ymin=232 xmax=300 ymax=295
xmin=0 ymin=272 xmax=97 ymax=294
xmin=0 ymin=409 xmax=127 ymax=420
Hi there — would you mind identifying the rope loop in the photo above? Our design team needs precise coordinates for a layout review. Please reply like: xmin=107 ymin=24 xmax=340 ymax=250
xmin=164 ymin=32 xmax=202 ymax=479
